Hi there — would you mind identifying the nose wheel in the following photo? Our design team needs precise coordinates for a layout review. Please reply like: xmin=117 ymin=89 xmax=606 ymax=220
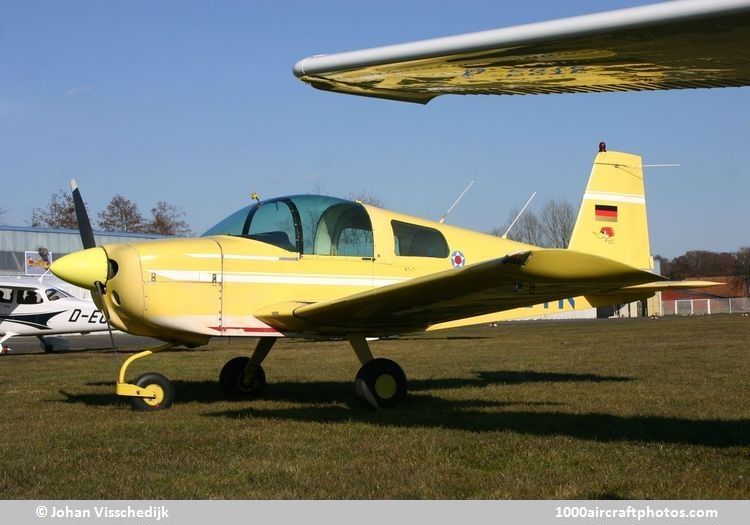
xmin=115 ymin=343 xmax=176 ymax=411
xmin=129 ymin=372 xmax=175 ymax=411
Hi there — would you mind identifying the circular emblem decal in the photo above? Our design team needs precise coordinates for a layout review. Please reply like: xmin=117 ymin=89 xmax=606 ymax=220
xmin=451 ymin=250 xmax=466 ymax=268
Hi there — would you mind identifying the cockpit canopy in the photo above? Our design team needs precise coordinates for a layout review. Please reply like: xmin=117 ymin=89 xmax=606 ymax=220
xmin=203 ymin=195 xmax=374 ymax=257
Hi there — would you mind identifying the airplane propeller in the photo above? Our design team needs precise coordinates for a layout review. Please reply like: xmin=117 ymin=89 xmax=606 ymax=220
xmin=69 ymin=179 xmax=116 ymax=350
xmin=71 ymin=179 xmax=96 ymax=250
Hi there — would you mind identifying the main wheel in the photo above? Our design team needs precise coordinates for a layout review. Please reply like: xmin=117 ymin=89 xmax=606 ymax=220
xmin=129 ymin=372 xmax=175 ymax=411
xmin=220 ymin=357 xmax=266 ymax=398
xmin=355 ymin=358 xmax=407 ymax=409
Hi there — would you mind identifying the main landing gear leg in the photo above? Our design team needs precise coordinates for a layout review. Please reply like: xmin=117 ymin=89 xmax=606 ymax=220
xmin=219 ymin=337 xmax=275 ymax=398
xmin=348 ymin=335 xmax=407 ymax=410
xmin=116 ymin=343 xmax=176 ymax=411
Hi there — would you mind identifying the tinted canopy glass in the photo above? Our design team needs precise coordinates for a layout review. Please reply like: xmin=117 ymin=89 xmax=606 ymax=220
xmin=203 ymin=195 xmax=373 ymax=256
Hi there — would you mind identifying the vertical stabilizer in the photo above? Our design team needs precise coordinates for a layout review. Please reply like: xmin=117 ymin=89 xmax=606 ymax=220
xmin=568 ymin=150 xmax=652 ymax=270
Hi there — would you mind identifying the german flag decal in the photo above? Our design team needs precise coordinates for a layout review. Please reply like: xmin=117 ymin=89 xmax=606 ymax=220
xmin=595 ymin=204 xmax=618 ymax=222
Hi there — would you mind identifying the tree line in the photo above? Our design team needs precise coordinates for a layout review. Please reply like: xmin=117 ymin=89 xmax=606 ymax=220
xmin=491 ymin=198 xmax=577 ymax=249
xmin=657 ymin=249 xmax=750 ymax=297
xmin=658 ymin=248 xmax=750 ymax=279
xmin=28 ymin=190 xmax=191 ymax=236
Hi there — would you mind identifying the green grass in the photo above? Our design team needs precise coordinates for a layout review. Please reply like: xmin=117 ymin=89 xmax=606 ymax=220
xmin=0 ymin=315 xmax=748 ymax=499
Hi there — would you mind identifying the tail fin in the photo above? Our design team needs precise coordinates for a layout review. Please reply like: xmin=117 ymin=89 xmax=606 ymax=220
xmin=568 ymin=150 xmax=653 ymax=271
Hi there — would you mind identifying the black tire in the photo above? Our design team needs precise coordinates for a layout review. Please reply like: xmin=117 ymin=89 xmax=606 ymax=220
xmin=129 ymin=372 xmax=175 ymax=411
xmin=43 ymin=344 xmax=54 ymax=353
xmin=219 ymin=357 xmax=266 ymax=398
xmin=355 ymin=358 xmax=407 ymax=409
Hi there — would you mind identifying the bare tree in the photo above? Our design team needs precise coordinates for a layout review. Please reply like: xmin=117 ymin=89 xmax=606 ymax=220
xmin=347 ymin=191 xmax=385 ymax=208
xmin=540 ymin=199 xmax=577 ymax=248
xmin=493 ymin=206 xmax=545 ymax=246
xmin=735 ymin=247 xmax=750 ymax=296
xmin=311 ymin=179 xmax=329 ymax=196
xmin=144 ymin=201 xmax=191 ymax=236
xmin=29 ymin=190 xmax=78 ymax=229
xmin=493 ymin=198 xmax=576 ymax=247
xmin=97 ymin=195 xmax=145 ymax=233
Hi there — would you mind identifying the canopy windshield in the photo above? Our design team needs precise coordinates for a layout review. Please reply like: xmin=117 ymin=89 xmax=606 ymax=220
xmin=203 ymin=195 xmax=374 ymax=257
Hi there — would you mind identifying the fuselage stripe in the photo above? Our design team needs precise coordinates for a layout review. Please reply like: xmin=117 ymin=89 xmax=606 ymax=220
xmin=148 ymin=270 xmax=406 ymax=287
xmin=583 ymin=191 xmax=645 ymax=204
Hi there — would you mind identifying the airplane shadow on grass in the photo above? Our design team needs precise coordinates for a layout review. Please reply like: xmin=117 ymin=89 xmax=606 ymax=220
xmin=59 ymin=370 xmax=628 ymax=407
xmin=213 ymin=402 xmax=750 ymax=448
xmin=56 ymin=369 xmax=750 ymax=447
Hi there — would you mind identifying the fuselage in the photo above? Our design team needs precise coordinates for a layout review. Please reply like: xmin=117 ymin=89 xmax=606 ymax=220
xmin=0 ymin=281 xmax=107 ymax=337
xmin=51 ymin=195 xmax=537 ymax=345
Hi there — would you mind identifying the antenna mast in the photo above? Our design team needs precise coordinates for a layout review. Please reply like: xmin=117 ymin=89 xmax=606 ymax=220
xmin=502 ymin=192 xmax=537 ymax=239
xmin=439 ymin=179 xmax=475 ymax=224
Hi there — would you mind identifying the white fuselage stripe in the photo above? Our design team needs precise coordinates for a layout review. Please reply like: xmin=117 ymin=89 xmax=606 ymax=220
xmin=583 ymin=191 xmax=645 ymax=204
xmin=187 ymin=253 xmax=300 ymax=261
xmin=149 ymin=270 xmax=406 ymax=287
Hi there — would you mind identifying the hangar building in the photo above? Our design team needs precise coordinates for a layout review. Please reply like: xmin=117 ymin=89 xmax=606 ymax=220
xmin=0 ymin=225 xmax=163 ymax=299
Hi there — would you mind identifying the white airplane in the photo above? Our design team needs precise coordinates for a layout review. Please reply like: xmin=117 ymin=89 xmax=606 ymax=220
xmin=0 ymin=277 xmax=110 ymax=354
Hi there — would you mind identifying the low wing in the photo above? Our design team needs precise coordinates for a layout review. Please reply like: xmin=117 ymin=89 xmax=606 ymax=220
xmin=294 ymin=0 xmax=750 ymax=103
xmin=255 ymin=249 xmax=667 ymax=336
xmin=422 ymin=279 xmax=720 ymax=332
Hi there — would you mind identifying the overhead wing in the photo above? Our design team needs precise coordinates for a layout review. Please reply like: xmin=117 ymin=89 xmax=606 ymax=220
xmin=255 ymin=249 xmax=668 ymax=336
xmin=294 ymin=0 xmax=750 ymax=103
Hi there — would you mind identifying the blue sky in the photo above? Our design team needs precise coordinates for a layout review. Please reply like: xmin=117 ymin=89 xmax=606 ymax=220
xmin=1 ymin=0 xmax=748 ymax=258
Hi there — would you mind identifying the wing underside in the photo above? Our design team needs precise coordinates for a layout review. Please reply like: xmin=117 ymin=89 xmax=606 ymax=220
xmin=255 ymin=249 xmax=672 ymax=336
xmin=294 ymin=0 xmax=750 ymax=103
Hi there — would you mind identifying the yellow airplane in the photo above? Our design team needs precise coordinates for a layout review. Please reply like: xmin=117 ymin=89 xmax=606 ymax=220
xmin=50 ymin=0 xmax=748 ymax=411
xmin=51 ymin=148 xmax=714 ymax=410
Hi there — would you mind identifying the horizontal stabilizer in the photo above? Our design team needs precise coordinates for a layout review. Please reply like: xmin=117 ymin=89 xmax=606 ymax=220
xmin=622 ymin=280 xmax=721 ymax=291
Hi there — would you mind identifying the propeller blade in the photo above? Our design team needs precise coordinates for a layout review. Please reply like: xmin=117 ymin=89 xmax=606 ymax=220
xmin=94 ymin=281 xmax=116 ymax=350
xmin=70 ymin=179 xmax=96 ymax=250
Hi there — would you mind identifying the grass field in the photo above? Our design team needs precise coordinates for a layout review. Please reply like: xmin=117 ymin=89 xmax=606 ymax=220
xmin=0 ymin=315 xmax=748 ymax=499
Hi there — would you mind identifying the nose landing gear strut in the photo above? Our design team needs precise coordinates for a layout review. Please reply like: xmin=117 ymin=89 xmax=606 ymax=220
xmin=115 ymin=343 xmax=176 ymax=411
